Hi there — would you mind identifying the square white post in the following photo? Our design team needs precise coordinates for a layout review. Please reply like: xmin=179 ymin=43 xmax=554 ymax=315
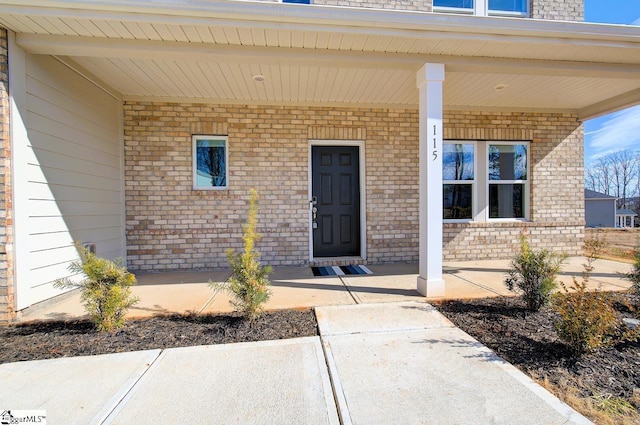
xmin=416 ymin=63 xmax=445 ymax=297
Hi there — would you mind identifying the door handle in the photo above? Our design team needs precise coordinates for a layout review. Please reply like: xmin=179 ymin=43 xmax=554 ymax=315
xmin=311 ymin=196 xmax=318 ymax=228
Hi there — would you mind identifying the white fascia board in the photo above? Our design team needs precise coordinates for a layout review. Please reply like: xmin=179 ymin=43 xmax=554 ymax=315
xmin=1 ymin=0 xmax=639 ymax=48
xmin=579 ymin=88 xmax=640 ymax=120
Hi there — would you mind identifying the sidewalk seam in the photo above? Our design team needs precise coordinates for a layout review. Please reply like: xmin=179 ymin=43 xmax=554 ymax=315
xmin=198 ymin=272 xmax=232 ymax=313
xmin=319 ymin=334 xmax=352 ymax=425
xmin=338 ymin=276 xmax=361 ymax=304
xmin=98 ymin=349 xmax=165 ymax=425
xmin=447 ymin=273 xmax=508 ymax=296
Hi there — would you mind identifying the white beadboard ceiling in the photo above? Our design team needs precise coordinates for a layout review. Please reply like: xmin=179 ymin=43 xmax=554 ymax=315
xmin=1 ymin=0 xmax=639 ymax=118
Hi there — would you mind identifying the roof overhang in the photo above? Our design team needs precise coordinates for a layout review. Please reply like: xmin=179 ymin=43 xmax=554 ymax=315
xmin=1 ymin=0 xmax=639 ymax=119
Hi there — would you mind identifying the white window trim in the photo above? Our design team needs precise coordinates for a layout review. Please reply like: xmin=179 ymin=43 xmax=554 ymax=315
xmin=192 ymin=135 xmax=229 ymax=191
xmin=433 ymin=0 xmax=529 ymax=17
xmin=443 ymin=140 xmax=477 ymax=223
xmin=486 ymin=141 xmax=530 ymax=222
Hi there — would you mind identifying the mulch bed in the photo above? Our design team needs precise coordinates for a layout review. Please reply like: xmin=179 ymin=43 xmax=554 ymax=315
xmin=0 ymin=309 xmax=318 ymax=364
xmin=435 ymin=293 xmax=640 ymax=414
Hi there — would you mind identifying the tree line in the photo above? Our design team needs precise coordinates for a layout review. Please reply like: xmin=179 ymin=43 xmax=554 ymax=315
xmin=585 ymin=149 xmax=640 ymax=210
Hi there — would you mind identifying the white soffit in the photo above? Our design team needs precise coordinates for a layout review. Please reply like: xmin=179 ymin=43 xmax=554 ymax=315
xmin=1 ymin=0 xmax=639 ymax=117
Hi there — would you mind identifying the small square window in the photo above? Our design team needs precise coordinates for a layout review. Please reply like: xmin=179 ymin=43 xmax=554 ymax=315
xmin=193 ymin=135 xmax=228 ymax=190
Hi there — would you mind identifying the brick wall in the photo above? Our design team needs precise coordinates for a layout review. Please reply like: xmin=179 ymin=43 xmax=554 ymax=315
xmin=124 ymin=103 xmax=584 ymax=271
xmin=531 ymin=0 xmax=584 ymax=21
xmin=0 ymin=28 xmax=13 ymax=324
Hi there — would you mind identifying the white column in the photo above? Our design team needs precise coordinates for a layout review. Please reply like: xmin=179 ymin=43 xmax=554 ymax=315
xmin=416 ymin=63 xmax=445 ymax=297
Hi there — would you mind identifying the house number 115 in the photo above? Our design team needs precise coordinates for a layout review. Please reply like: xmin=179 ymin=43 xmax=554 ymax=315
xmin=432 ymin=124 xmax=438 ymax=161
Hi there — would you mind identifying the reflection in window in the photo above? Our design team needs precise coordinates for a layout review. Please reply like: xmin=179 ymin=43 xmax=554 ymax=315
xmin=488 ymin=143 xmax=527 ymax=219
xmin=444 ymin=184 xmax=473 ymax=219
xmin=433 ymin=0 xmax=473 ymax=9
xmin=193 ymin=136 xmax=228 ymax=189
xmin=489 ymin=183 xmax=524 ymax=219
xmin=489 ymin=0 xmax=527 ymax=13
xmin=443 ymin=143 xmax=475 ymax=220
xmin=489 ymin=144 xmax=527 ymax=180
xmin=443 ymin=144 xmax=474 ymax=180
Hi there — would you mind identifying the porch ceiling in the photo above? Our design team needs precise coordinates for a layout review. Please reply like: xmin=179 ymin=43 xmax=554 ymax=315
xmin=1 ymin=0 xmax=640 ymax=119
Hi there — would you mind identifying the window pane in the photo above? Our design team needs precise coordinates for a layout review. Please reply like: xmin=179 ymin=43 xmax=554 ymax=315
xmin=489 ymin=144 xmax=527 ymax=180
xmin=489 ymin=183 xmax=524 ymax=218
xmin=489 ymin=0 xmax=527 ymax=12
xmin=443 ymin=144 xmax=474 ymax=180
xmin=444 ymin=184 xmax=473 ymax=219
xmin=433 ymin=0 xmax=473 ymax=9
xmin=196 ymin=139 xmax=226 ymax=188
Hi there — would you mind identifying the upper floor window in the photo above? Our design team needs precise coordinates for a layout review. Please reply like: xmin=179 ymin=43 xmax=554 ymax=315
xmin=434 ymin=0 xmax=528 ymax=17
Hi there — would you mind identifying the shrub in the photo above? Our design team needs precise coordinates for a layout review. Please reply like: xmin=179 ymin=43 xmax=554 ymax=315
xmin=211 ymin=189 xmax=272 ymax=320
xmin=505 ymin=235 xmax=565 ymax=311
xmin=54 ymin=247 xmax=139 ymax=332
xmin=623 ymin=241 xmax=640 ymax=295
xmin=552 ymin=236 xmax=619 ymax=355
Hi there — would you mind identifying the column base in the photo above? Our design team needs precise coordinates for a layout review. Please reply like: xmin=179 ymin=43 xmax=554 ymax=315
xmin=417 ymin=276 xmax=445 ymax=298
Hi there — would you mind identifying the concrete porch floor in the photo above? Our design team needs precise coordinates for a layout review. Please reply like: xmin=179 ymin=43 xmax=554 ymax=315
xmin=18 ymin=257 xmax=633 ymax=322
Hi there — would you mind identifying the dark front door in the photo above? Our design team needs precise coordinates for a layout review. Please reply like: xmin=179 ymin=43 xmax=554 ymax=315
xmin=311 ymin=146 xmax=361 ymax=257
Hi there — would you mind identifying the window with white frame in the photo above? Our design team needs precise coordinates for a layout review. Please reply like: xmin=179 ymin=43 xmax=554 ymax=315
xmin=488 ymin=143 xmax=528 ymax=219
xmin=443 ymin=140 xmax=529 ymax=221
xmin=433 ymin=0 xmax=528 ymax=16
xmin=193 ymin=135 xmax=228 ymax=190
xmin=443 ymin=142 xmax=475 ymax=220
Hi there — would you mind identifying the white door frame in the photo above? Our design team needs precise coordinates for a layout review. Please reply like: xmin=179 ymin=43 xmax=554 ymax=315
xmin=308 ymin=140 xmax=367 ymax=263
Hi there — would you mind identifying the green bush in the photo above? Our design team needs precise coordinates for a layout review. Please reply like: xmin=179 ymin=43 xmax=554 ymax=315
xmin=211 ymin=189 xmax=272 ymax=320
xmin=552 ymin=236 xmax=619 ymax=355
xmin=505 ymin=235 xmax=565 ymax=311
xmin=54 ymin=247 xmax=139 ymax=332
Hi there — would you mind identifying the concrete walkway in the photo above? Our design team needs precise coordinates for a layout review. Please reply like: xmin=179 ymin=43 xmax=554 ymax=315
xmin=18 ymin=257 xmax=633 ymax=322
xmin=0 ymin=301 xmax=592 ymax=424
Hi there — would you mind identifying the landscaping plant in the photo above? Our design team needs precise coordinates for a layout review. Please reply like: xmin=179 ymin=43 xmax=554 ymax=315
xmin=623 ymin=240 xmax=640 ymax=295
xmin=211 ymin=189 xmax=272 ymax=320
xmin=54 ymin=246 xmax=139 ymax=332
xmin=552 ymin=236 xmax=619 ymax=355
xmin=505 ymin=235 xmax=565 ymax=311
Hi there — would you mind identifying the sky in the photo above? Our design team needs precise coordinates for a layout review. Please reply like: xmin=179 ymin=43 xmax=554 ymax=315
xmin=583 ymin=0 xmax=640 ymax=166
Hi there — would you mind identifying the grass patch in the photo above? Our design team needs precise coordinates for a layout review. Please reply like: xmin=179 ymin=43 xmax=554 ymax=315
xmin=532 ymin=372 xmax=640 ymax=425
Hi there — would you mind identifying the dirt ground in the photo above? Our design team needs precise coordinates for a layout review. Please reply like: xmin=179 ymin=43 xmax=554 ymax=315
xmin=0 ymin=309 xmax=318 ymax=364
xmin=586 ymin=228 xmax=640 ymax=262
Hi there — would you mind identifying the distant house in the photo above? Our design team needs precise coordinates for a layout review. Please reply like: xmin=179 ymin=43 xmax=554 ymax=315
xmin=585 ymin=190 xmax=617 ymax=228
xmin=616 ymin=209 xmax=638 ymax=228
